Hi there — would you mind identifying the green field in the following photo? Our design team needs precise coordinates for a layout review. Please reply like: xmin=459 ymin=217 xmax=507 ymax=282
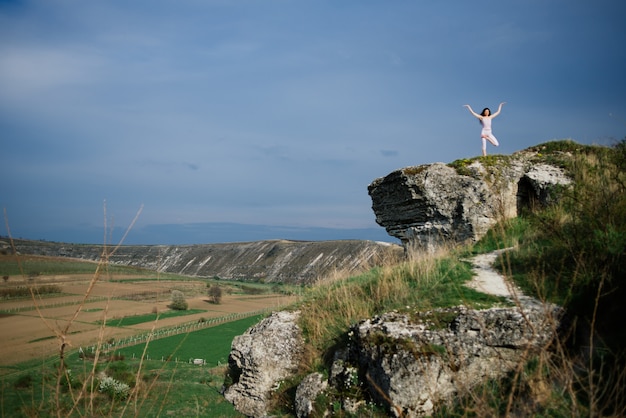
xmin=88 ymin=314 xmax=264 ymax=366
xmin=103 ymin=309 xmax=207 ymax=327
xmin=2 ymin=314 xmax=264 ymax=417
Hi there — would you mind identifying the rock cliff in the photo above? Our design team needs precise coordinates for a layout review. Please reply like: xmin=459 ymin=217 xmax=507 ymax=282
xmin=7 ymin=238 xmax=402 ymax=285
xmin=368 ymin=148 xmax=572 ymax=248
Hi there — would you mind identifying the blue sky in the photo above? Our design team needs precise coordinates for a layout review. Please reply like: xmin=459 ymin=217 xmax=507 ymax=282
xmin=1 ymin=0 xmax=625 ymax=245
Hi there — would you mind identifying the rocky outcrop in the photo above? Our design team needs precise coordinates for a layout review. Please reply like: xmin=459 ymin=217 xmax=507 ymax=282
xmin=224 ymin=310 xmax=303 ymax=417
xmin=348 ymin=305 xmax=560 ymax=417
xmin=239 ymin=302 xmax=560 ymax=418
xmin=8 ymin=238 xmax=402 ymax=285
xmin=368 ymin=152 xmax=572 ymax=248
xmin=290 ymin=247 xmax=562 ymax=417
xmin=223 ymin=250 xmax=562 ymax=418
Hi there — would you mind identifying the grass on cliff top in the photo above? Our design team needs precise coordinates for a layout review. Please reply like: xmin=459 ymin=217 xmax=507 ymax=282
xmin=447 ymin=139 xmax=609 ymax=177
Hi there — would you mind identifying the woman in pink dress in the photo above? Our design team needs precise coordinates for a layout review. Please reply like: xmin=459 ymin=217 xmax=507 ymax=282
xmin=463 ymin=102 xmax=506 ymax=156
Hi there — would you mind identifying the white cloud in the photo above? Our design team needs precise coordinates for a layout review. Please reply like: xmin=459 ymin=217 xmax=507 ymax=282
xmin=0 ymin=46 xmax=104 ymax=97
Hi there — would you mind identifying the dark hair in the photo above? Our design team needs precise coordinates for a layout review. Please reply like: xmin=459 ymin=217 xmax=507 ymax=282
xmin=481 ymin=108 xmax=491 ymax=116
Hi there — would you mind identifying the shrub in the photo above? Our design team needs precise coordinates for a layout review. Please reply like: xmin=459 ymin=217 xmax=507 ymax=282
xmin=0 ymin=284 xmax=62 ymax=299
xmin=170 ymin=290 xmax=188 ymax=310
xmin=13 ymin=374 xmax=32 ymax=389
xmin=207 ymin=284 xmax=222 ymax=304
xmin=59 ymin=369 xmax=81 ymax=391
xmin=106 ymin=359 xmax=134 ymax=387
xmin=98 ymin=375 xmax=130 ymax=401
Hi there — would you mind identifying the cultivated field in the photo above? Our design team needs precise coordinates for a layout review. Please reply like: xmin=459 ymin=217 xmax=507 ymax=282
xmin=0 ymin=259 xmax=298 ymax=372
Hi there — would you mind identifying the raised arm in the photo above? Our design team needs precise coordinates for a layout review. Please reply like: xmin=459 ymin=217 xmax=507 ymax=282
xmin=463 ymin=104 xmax=481 ymax=119
xmin=490 ymin=102 xmax=506 ymax=118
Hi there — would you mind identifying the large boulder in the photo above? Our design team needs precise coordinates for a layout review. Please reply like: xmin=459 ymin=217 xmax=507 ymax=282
xmin=368 ymin=153 xmax=571 ymax=248
xmin=349 ymin=304 xmax=561 ymax=417
xmin=224 ymin=310 xmax=303 ymax=417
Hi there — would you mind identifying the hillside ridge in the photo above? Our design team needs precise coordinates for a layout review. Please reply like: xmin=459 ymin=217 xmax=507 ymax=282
xmin=2 ymin=238 xmax=402 ymax=285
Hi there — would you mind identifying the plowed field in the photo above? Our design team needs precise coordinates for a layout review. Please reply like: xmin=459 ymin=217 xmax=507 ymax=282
xmin=0 ymin=273 xmax=297 ymax=369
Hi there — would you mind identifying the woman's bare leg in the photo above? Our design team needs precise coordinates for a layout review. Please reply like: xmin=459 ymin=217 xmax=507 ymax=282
xmin=482 ymin=133 xmax=499 ymax=147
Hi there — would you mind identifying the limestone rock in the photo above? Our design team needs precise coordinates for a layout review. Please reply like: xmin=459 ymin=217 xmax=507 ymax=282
xmin=295 ymin=372 xmax=327 ymax=418
xmin=224 ymin=310 xmax=303 ymax=417
xmin=518 ymin=164 xmax=572 ymax=210
xmin=368 ymin=154 xmax=571 ymax=248
xmin=351 ymin=305 xmax=561 ymax=417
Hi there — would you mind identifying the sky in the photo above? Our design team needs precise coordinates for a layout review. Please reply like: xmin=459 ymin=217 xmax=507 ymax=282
xmin=1 ymin=0 xmax=625 ymax=245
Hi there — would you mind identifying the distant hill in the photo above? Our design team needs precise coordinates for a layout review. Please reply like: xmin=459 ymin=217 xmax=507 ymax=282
xmin=2 ymin=238 xmax=403 ymax=285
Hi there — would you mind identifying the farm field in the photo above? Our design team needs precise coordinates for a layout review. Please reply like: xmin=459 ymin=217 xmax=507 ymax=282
xmin=0 ymin=257 xmax=299 ymax=372
xmin=2 ymin=314 xmax=265 ymax=417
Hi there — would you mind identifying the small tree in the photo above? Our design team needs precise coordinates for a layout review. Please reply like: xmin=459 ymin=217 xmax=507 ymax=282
xmin=170 ymin=290 xmax=188 ymax=310
xmin=207 ymin=284 xmax=223 ymax=304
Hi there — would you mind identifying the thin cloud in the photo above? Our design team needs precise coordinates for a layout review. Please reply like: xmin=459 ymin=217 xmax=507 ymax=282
xmin=380 ymin=150 xmax=398 ymax=157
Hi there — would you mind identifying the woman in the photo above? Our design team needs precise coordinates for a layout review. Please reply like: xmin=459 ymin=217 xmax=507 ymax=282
xmin=463 ymin=102 xmax=506 ymax=156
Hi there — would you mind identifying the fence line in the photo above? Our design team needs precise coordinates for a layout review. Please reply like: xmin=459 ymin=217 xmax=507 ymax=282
xmin=1 ymin=308 xmax=274 ymax=381
xmin=0 ymin=291 xmax=171 ymax=313
xmin=89 ymin=308 xmax=272 ymax=354
xmin=0 ymin=296 xmax=110 ymax=313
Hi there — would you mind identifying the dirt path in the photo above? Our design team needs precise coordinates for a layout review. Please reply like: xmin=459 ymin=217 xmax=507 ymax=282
xmin=465 ymin=249 xmax=542 ymax=307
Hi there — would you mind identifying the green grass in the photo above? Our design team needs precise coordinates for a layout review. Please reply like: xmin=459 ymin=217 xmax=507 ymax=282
xmin=1 ymin=363 xmax=245 ymax=418
xmin=106 ymin=277 xmax=162 ymax=282
xmin=448 ymin=154 xmax=513 ymax=177
xmin=102 ymin=309 xmax=207 ymax=327
xmin=298 ymin=248 xmax=506 ymax=359
xmin=466 ymin=217 xmax=531 ymax=255
xmin=131 ymin=367 xmax=245 ymax=418
xmin=103 ymin=314 xmax=265 ymax=366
